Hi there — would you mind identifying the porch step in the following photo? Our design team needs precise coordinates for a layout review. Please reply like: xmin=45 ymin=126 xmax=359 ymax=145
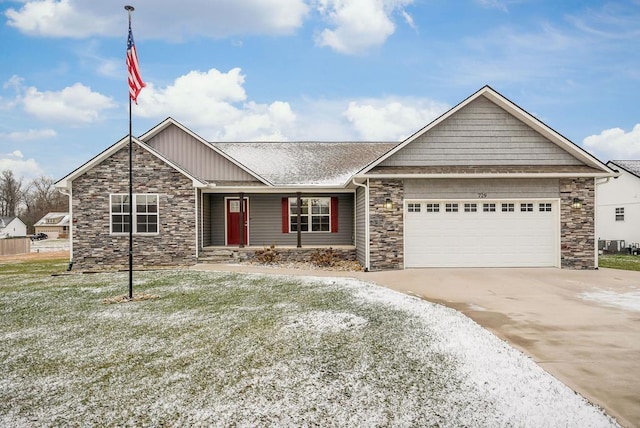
xmin=197 ymin=248 xmax=241 ymax=263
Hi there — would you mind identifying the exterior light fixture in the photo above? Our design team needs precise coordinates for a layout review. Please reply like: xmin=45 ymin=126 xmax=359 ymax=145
xmin=384 ymin=198 xmax=394 ymax=210
xmin=571 ymin=198 xmax=583 ymax=209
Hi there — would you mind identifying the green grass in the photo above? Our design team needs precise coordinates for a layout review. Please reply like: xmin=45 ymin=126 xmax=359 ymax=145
xmin=0 ymin=262 xmax=616 ymax=426
xmin=599 ymin=254 xmax=640 ymax=271
xmin=0 ymin=266 xmax=481 ymax=426
xmin=0 ymin=256 xmax=69 ymax=276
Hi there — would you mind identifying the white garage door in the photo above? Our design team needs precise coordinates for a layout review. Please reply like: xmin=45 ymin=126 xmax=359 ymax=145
xmin=404 ymin=200 xmax=559 ymax=268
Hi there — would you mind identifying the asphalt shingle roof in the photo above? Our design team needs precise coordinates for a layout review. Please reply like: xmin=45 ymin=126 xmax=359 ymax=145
xmin=214 ymin=142 xmax=398 ymax=186
xmin=610 ymin=160 xmax=640 ymax=178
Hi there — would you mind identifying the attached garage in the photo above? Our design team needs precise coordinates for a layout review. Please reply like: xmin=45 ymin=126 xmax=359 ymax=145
xmin=404 ymin=199 xmax=559 ymax=268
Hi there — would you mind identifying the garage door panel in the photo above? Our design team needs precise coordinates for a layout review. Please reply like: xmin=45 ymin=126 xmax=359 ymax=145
xmin=405 ymin=200 xmax=558 ymax=268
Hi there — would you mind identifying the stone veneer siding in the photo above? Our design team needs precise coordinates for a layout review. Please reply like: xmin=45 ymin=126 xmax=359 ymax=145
xmin=71 ymin=144 xmax=196 ymax=271
xmin=560 ymin=177 xmax=596 ymax=269
xmin=368 ymin=179 xmax=404 ymax=270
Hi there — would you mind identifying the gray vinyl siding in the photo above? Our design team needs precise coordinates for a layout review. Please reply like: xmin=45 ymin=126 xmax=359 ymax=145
xmin=210 ymin=195 xmax=225 ymax=246
xmin=404 ymin=178 xmax=560 ymax=199
xmin=381 ymin=96 xmax=582 ymax=167
xmin=206 ymin=193 xmax=354 ymax=247
xmin=146 ymin=124 xmax=260 ymax=182
xmin=202 ymin=193 xmax=212 ymax=247
xmin=355 ymin=186 xmax=366 ymax=266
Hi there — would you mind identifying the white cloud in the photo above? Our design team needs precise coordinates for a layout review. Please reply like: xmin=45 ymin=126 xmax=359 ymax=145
xmin=136 ymin=68 xmax=296 ymax=141
xmin=0 ymin=129 xmax=57 ymax=141
xmin=582 ymin=124 xmax=640 ymax=160
xmin=5 ymin=0 xmax=118 ymax=38
xmin=18 ymin=83 xmax=117 ymax=125
xmin=314 ymin=0 xmax=414 ymax=54
xmin=5 ymin=0 xmax=308 ymax=39
xmin=343 ymin=97 xmax=448 ymax=140
xmin=0 ymin=151 xmax=44 ymax=180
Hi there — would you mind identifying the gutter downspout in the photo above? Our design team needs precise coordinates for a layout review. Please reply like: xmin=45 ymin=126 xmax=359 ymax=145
xmin=195 ymin=188 xmax=200 ymax=261
xmin=594 ymin=177 xmax=612 ymax=270
xmin=58 ymin=187 xmax=73 ymax=270
xmin=352 ymin=178 xmax=370 ymax=271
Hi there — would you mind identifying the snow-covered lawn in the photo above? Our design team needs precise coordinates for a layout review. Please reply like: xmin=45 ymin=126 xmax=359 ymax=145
xmin=0 ymin=269 xmax=619 ymax=427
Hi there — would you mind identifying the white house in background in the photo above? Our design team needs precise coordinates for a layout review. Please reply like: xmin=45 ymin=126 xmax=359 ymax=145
xmin=0 ymin=216 xmax=27 ymax=238
xmin=597 ymin=160 xmax=640 ymax=246
xmin=34 ymin=212 xmax=70 ymax=239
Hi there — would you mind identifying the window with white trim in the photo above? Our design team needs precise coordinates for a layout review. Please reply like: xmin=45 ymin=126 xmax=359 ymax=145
xmin=407 ymin=203 xmax=421 ymax=212
xmin=289 ymin=197 xmax=330 ymax=232
xmin=520 ymin=203 xmax=534 ymax=212
xmin=501 ymin=203 xmax=514 ymax=212
xmin=464 ymin=203 xmax=477 ymax=212
xmin=615 ymin=207 xmax=625 ymax=221
xmin=539 ymin=203 xmax=552 ymax=212
xmin=110 ymin=194 xmax=158 ymax=234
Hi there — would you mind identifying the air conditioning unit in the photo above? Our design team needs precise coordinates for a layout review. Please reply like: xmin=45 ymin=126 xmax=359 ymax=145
xmin=605 ymin=240 xmax=626 ymax=253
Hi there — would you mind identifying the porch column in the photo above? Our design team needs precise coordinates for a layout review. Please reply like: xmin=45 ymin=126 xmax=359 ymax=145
xmin=238 ymin=192 xmax=245 ymax=248
xmin=296 ymin=192 xmax=302 ymax=248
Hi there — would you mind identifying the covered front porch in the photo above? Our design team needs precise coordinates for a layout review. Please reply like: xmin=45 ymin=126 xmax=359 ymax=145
xmin=199 ymin=191 xmax=356 ymax=249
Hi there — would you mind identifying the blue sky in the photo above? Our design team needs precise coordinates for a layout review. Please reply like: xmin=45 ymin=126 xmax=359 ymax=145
xmin=1 ymin=0 xmax=639 ymax=181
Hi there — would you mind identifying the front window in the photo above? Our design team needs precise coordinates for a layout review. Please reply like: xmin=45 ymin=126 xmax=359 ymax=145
xmin=289 ymin=197 xmax=330 ymax=232
xmin=615 ymin=207 xmax=624 ymax=221
xmin=111 ymin=194 xmax=159 ymax=234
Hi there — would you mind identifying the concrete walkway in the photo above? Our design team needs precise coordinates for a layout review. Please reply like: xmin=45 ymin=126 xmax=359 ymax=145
xmin=192 ymin=264 xmax=640 ymax=428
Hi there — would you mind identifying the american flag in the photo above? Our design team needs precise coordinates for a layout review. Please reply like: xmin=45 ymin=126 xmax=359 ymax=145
xmin=126 ymin=24 xmax=145 ymax=104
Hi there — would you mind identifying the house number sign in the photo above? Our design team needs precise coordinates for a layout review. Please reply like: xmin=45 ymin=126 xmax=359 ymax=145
xmin=477 ymin=193 xmax=487 ymax=198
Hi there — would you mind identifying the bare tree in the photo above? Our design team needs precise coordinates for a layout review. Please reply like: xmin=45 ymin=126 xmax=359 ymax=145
xmin=0 ymin=170 xmax=25 ymax=217
xmin=22 ymin=176 xmax=68 ymax=233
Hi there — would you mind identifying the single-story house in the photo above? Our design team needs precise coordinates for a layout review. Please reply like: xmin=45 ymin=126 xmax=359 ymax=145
xmin=33 ymin=212 xmax=70 ymax=239
xmin=0 ymin=216 xmax=27 ymax=238
xmin=596 ymin=160 xmax=640 ymax=246
xmin=54 ymin=86 xmax=616 ymax=271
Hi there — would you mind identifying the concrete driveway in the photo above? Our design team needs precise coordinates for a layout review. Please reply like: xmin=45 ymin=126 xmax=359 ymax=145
xmin=194 ymin=264 xmax=640 ymax=427
xmin=363 ymin=267 xmax=640 ymax=428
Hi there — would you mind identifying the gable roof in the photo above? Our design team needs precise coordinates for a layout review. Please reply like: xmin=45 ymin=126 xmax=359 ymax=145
xmin=358 ymin=85 xmax=616 ymax=177
xmin=140 ymin=118 xmax=270 ymax=185
xmin=214 ymin=141 xmax=397 ymax=187
xmin=55 ymin=135 xmax=208 ymax=190
xmin=0 ymin=216 xmax=20 ymax=229
xmin=34 ymin=212 xmax=69 ymax=227
xmin=608 ymin=160 xmax=640 ymax=179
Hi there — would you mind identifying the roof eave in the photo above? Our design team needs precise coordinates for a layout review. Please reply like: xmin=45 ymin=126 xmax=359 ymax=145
xmin=356 ymin=172 xmax=619 ymax=179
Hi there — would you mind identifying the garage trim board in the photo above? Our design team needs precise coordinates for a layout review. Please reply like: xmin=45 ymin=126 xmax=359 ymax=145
xmin=404 ymin=199 xmax=560 ymax=268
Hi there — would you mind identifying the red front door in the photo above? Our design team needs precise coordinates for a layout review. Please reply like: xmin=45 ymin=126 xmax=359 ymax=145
xmin=226 ymin=198 xmax=248 ymax=245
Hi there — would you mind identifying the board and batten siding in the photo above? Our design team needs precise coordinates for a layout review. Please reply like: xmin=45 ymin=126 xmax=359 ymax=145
xmin=404 ymin=178 xmax=560 ymax=200
xmin=207 ymin=193 xmax=354 ymax=247
xmin=355 ymin=186 xmax=367 ymax=267
xmin=380 ymin=96 xmax=582 ymax=167
xmin=146 ymin=124 xmax=259 ymax=182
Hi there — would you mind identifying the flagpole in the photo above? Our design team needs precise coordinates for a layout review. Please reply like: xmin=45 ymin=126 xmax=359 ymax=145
xmin=125 ymin=5 xmax=135 ymax=299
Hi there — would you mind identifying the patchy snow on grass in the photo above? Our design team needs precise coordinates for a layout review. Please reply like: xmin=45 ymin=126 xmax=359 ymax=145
xmin=0 ymin=269 xmax=620 ymax=427
xmin=580 ymin=288 xmax=640 ymax=312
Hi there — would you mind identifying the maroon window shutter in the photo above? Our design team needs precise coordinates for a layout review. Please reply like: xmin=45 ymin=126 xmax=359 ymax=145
xmin=331 ymin=197 xmax=338 ymax=233
xmin=282 ymin=197 xmax=289 ymax=233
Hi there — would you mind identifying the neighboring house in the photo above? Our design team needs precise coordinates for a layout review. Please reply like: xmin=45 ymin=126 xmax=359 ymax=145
xmin=54 ymin=86 xmax=616 ymax=271
xmin=34 ymin=212 xmax=70 ymax=239
xmin=0 ymin=216 xmax=27 ymax=238
xmin=596 ymin=160 xmax=640 ymax=246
